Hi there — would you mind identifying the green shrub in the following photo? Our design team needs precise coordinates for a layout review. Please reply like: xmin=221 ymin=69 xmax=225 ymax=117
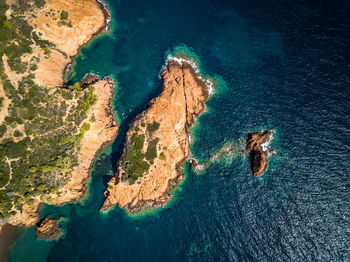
xmin=3 ymin=20 xmax=12 ymax=30
xmin=147 ymin=122 xmax=160 ymax=135
xmin=0 ymin=161 xmax=10 ymax=187
xmin=13 ymin=130 xmax=22 ymax=137
xmin=3 ymin=138 xmax=29 ymax=159
xmin=43 ymin=47 xmax=51 ymax=56
xmin=0 ymin=191 xmax=11 ymax=218
xmin=90 ymin=114 xmax=96 ymax=122
xmin=7 ymin=58 xmax=27 ymax=73
xmin=26 ymin=198 xmax=35 ymax=206
xmin=145 ymin=138 xmax=159 ymax=162
xmin=60 ymin=10 xmax=68 ymax=20
xmin=159 ymin=152 xmax=165 ymax=161
xmin=81 ymin=122 xmax=90 ymax=132
xmin=29 ymin=63 xmax=37 ymax=71
xmin=34 ymin=0 xmax=45 ymax=8
xmin=70 ymin=82 xmax=82 ymax=91
xmin=0 ymin=124 xmax=6 ymax=136
xmin=121 ymin=133 xmax=151 ymax=184
xmin=32 ymin=32 xmax=54 ymax=48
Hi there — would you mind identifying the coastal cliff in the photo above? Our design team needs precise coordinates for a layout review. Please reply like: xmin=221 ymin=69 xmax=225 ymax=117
xmin=0 ymin=0 xmax=118 ymax=228
xmin=246 ymin=130 xmax=275 ymax=176
xmin=53 ymin=78 xmax=119 ymax=205
xmin=102 ymin=59 xmax=212 ymax=213
xmin=24 ymin=0 xmax=110 ymax=88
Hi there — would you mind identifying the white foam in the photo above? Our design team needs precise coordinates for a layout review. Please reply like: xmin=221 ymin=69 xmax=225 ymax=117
xmin=261 ymin=130 xmax=275 ymax=152
xmin=97 ymin=0 xmax=111 ymax=31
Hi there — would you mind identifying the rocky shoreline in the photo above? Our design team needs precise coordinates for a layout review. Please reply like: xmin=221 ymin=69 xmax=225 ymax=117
xmin=2 ymin=0 xmax=118 ymax=230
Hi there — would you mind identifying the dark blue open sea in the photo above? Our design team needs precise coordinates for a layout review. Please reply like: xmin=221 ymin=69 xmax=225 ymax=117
xmin=9 ymin=0 xmax=350 ymax=261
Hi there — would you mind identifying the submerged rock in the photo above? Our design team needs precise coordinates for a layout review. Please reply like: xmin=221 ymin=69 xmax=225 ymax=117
xmin=246 ymin=130 xmax=275 ymax=176
xmin=79 ymin=73 xmax=100 ymax=88
xmin=36 ymin=216 xmax=65 ymax=240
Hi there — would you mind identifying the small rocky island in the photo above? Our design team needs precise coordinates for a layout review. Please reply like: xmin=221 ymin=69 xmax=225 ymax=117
xmin=102 ymin=58 xmax=212 ymax=213
xmin=36 ymin=216 xmax=65 ymax=240
xmin=246 ymin=130 xmax=275 ymax=176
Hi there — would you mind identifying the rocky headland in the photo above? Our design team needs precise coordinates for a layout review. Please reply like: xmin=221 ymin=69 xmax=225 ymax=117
xmin=246 ymin=130 xmax=275 ymax=176
xmin=102 ymin=58 xmax=213 ymax=213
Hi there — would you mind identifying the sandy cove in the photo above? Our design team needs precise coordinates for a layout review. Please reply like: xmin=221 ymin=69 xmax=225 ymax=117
xmin=102 ymin=60 xmax=212 ymax=213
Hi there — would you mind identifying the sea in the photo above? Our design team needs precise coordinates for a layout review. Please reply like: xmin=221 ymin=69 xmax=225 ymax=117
xmin=8 ymin=0 xmax=350 ymax=261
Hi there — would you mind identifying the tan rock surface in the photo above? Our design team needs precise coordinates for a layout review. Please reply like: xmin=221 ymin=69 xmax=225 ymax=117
xmin=102 ymin=61 xmax=211 ymax=212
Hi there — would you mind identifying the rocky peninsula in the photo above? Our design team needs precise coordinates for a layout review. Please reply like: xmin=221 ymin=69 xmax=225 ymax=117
xmin=246 ymin=130 xmax=275 ymax=176
xmin=102 ymin=58 xmax=213 ymax=213
xmin=0 ymin=0 xmax=118 ymax=229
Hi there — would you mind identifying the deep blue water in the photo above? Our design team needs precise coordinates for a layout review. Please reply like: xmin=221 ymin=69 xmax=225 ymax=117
xmin=10 ymin=0 xmax=350 ymax=261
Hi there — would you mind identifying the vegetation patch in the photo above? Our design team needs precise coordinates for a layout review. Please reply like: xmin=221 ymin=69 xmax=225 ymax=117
xmin=147 ymin=122 xmax=160 ymax=135
xmin=34 ymin=0 xmax=46 ymax=8
xmin=145 ymin=138 xmax=159 ymax=163
xmin=159 ymin=152 xmax=166 ymax=161
xmin=121 ymin=133 xmax=150 ymax=184
xmin=0 ymin=162 xmax=10 ymax=188
xmin=60 ymin=10 xmax=68 ymax=20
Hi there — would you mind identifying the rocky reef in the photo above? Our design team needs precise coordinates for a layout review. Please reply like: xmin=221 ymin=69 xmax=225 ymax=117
xmin=246 ymin=130 xmax=275 ymax=176
xmin=36 ymin=216 xmax=65 ymax=240
xmin=102 ymin=59 xmax=212 ymax=213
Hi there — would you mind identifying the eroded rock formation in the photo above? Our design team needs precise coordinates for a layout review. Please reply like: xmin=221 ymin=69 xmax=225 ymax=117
xmin=246 ymin=130 xmax=275 ymax=176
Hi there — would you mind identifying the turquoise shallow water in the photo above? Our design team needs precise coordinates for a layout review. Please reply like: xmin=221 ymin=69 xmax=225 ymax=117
xmin=9 ymin=0 xmax=350 ymax=261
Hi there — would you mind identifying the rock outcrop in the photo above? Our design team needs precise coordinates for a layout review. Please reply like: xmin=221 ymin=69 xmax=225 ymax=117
xmin=102 ymin=59 xmax=212 ymax=213
xmin=79 ymin=73 xmax=100 ymax=88
xmin=246 ymin=130 xmax=275 ymax=176
xmin=36 ymin=216 xmax=64 ymax=240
